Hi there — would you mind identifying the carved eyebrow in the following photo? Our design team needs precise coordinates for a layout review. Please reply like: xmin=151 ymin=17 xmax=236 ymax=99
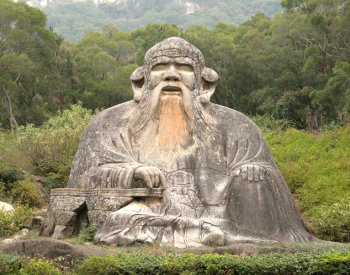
xmin=176 ymin=63 xmax=192 ymax=66
xmin=153 ymin=63 xmax=168 ymax=66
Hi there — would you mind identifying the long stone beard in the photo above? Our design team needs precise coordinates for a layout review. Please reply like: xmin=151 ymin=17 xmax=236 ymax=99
xmin=128 ymin=86 xmax=221 ymax=169
xmin=156 ymin=94 xmax=191 ymax=152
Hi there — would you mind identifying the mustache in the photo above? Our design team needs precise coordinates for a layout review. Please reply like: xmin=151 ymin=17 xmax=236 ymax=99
xmin=161 ymin=85 xmax=182 ymax=93
xmin=149 ymin=85 xmax=195 ymax=121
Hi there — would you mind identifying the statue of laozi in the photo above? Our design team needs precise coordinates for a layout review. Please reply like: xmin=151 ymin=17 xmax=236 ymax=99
xmin=41 ymin=37 xmax=316 ymax=247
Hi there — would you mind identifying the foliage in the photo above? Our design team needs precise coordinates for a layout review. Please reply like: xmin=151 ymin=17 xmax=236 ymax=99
xmin=309 ymin=199 xmax=350 ymax=242
xmin=0 ymin=0 xmax=66 ymax=130
xmin=1 ymin=249 xmax=350 ymax=274
xmin=0 ymin=205 xmax=32 ymax=238
xmin=73 ymin=252 xmax=350 ymax=274
xmin=252 ymin=114 xmax=293 ymax=133
xmin=18 ymin=104 xmax=93 ymax=187
xmin=10 ymin=179 xmax=44 ymax=208
xmin=19 ymin=258 xmax=60 ymax=275
xmin=78 ymin=226 xmax=98 ymax=243
xmin=72 ymin=27 xmax=136 ymax=110
xmin=0 ymin=253 xmax=21 ymax=275
xmin=0 ymin=167 xmax=24 ymax=193
xmin=266 ymin=125 xmax=350 ymax=241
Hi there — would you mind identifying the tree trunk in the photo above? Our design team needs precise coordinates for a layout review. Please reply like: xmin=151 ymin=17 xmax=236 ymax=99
xmin=3 ymin=89 xmax=18 ymax=132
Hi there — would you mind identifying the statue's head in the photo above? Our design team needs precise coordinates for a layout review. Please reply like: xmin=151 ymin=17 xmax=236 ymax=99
xmin=128 ymin=37 xmax=222 ymax=149
xmin=130 ymin=37 xmax=219 ymax=104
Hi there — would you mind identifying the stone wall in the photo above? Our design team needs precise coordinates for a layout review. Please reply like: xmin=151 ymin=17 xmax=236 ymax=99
xmin=40 ymin=188 xmax=163 ymax=239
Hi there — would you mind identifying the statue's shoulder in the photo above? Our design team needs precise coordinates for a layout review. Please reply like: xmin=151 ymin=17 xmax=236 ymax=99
xmin=208 ymin=103 xmax=263 ymax=135
xmin=87 ymin=101 xmax=136 ymax=129
xmin=208 ymin=103 xmax=256 ymax=124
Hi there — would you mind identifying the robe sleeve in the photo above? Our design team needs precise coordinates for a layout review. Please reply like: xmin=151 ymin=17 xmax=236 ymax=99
xmin=89 ymin=129 xmax=143 ymax=188
xmin=67 ymin=106 xmax=144 ymax=189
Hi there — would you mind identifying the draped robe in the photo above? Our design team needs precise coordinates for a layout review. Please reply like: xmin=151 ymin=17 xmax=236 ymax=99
xmin=67 ymin=100 xmax=316 ymax=247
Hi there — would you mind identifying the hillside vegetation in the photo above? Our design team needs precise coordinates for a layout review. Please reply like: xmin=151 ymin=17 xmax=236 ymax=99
xmin=266 ymin=126 xmax=350 ymax=242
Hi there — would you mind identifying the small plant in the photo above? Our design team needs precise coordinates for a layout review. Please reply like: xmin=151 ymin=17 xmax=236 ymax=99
xmin=0 ymin=205 xmax=32 ymax=238
xmin=78 ymin=226 xmax=98 ymax=243
xmin=73 ymin=251 xmax=350 ymax=274
xmin=10 ymin=179 xmax=44 ymax=208
xmin=310 ymin=198 xmax=350 ymax=242
xmin=0 ymin=253 xmax=21 ymax=274
xmin=19 ymin=258 xmax=61 ymax=275
xmin=0 ymin=167 xmax=24 ymax=193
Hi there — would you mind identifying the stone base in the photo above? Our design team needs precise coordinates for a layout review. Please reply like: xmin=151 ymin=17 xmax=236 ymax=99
xmin=40 ymin=188 xmax=163 ymax=239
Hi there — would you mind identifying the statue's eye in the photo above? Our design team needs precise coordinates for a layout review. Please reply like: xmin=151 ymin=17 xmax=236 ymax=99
xmin=152 ymin=64 xmax=168 ymax=71
xmin=176 ymin=64 xmax=193 ymax=72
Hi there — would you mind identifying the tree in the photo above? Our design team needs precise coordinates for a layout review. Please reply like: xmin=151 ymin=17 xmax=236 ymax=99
xmin=0 ymin=0 xmax=69 ymax=128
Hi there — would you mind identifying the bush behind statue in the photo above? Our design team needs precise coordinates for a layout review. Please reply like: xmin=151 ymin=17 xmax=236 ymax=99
xmin=18 ymin=105 xmax=93 ymax=188
xmin=0 ymin=205 xmax=32 ymax=238
xmin=266 ymin=125 xmax=350 ymax=242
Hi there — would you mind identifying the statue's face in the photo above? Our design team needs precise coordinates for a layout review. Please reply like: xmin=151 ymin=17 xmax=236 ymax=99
xmin=148 ymin=60 xmax=196 ymax=96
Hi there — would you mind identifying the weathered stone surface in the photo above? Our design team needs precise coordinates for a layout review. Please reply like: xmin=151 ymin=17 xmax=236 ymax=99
xmin=52 ymin=210 xmax=77 ymax=226
xmin=43 ymin=37 xmax=317 ymax=247
xmin=86 ymin=195 xmax=131 ymax=211
xmin=88 ymin=210 xmax=113 ymax=226
xmin=0 ymin=238 xmax=113 ymax=260
xmin=0 ymin=201 xmax=14 ymax=213
xmin=49 ymin=193 xmax=86 ymax=211
xmin=2 ymin=229 xmax=29 ymax=244
xmin=52 ymin=225 xmax=74 ymax=239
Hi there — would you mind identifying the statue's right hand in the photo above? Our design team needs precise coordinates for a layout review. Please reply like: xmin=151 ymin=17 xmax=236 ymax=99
xmin=134 ymin=166 xmax=168 ymax=189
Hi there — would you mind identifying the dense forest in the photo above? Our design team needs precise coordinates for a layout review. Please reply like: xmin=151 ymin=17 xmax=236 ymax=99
xmin=0 ymin=0 xmax=350 ymax=244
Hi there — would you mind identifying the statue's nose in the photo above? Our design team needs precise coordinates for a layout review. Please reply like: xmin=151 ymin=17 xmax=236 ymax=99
xmin=163 ymin=66 xmax=181 ymax=81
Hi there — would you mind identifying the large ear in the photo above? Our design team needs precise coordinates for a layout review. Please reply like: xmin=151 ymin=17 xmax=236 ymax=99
xmin=199 ymin=67 xmax=219 ymax=104
xmin=130 ymin=66 xmax=145 ymax=102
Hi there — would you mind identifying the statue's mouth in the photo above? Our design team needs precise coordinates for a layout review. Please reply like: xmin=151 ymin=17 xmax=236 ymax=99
xmin=161 ymin=85 xmax=182 ymax=95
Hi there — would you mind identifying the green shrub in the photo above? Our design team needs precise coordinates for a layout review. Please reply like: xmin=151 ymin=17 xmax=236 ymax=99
xmin=19 ymin=259 xmax=61 ymax=275
xmin=0 ymin=181 xmax=6 ymax=201
xmin=252 ymin=114 xmax=293 ymax=134
xmin=78 ymin=225 xmax=98 ymax=243
xmin=18 ymin=104 xmax=93 ymax=188
xmin=0 ymin=205 xmax=32 ymax=238
xmin=1 ymin=251 xmax=350 ymax=275
xmin=10 ymin=179 xmax=44 ymax=208
xmin=309 ymin=198 xmax=350 ymax=242
xmin=0 ymin=167 xmax=24 ymax=192
xmin=0 ymin=253 xmax=21 ymax=275
xmin=74 ymin=251 xmax=350 ymax=275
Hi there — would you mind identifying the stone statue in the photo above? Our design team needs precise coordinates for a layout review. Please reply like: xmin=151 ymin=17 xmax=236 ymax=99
xmin=41 ymin=37 xmax=316 ymax=247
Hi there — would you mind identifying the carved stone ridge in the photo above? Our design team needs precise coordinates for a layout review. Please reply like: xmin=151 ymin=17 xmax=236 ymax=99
xmin=50 ymin=188 xmax=164 ymax=197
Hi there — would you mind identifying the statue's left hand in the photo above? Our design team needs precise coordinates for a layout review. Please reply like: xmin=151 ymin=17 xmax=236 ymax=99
xmin=233 ymin=164 xmax=266 ymax=182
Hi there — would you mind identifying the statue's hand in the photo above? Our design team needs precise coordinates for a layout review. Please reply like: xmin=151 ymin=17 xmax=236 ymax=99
xmin=233 ymin=164 xmax=266 ymax=182
xmin=134 ymin=166 xmax=168 ymax=189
